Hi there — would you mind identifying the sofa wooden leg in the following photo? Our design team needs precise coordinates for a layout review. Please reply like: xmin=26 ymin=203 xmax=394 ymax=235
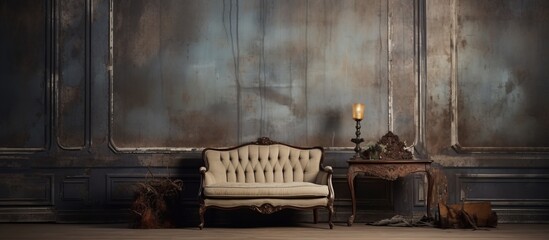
xmin=198 ymin=205 xmax=206 ymax=230
xmin=328 ymin=205 xmax=334 ymax=229
xmin=313 ymin=209 xmax=318 ymax=224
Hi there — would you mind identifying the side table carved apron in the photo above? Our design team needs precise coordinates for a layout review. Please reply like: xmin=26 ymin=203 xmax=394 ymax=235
xmin=347 ymin=159 xmax=433 ymax=226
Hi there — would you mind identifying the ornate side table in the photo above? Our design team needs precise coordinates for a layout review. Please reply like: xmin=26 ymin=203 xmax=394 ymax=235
xmin=347 ymin=158 xmax=433 ymax=226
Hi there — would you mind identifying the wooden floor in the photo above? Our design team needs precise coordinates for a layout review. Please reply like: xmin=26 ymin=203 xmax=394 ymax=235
xmin=1 ymin=223 xmax=548 ymax=240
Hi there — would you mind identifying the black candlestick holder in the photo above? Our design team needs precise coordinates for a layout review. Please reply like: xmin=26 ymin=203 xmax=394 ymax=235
xmin=351 ymin=119 xmax=364 ymax=158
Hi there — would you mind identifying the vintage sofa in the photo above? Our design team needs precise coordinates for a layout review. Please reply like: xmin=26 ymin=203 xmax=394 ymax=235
xmin=198 ymin=137 xmax=334 ymax=229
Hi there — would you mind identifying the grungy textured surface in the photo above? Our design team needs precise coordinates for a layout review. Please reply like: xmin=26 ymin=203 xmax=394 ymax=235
xmin=111 ymin=0 xmax=393 ymax=149
xmin=2 ymin=223 xmax=549 ymax=240
xmin=0 ymin=0 xmax=48 ymax=150
xmin=456 ymin=0 xmax=549 ymax=148
xmin=1 ymin=0 xmax=549 ymax=225
xmin=425 ymin=0 xmax=453 ymax=155
xmin=57 ymin=0 xmax=87 ymax=149
xmin=387 ymin=0 xmax=416 ymax=146
xmin=428 ymin=0 xmax=549 ymax=153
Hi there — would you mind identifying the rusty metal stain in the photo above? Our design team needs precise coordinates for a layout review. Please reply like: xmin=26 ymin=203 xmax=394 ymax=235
xmin=425 ymin=0 xmax=453 ymax=155
xmin=388 ymin=0 xmax=416 ymax=147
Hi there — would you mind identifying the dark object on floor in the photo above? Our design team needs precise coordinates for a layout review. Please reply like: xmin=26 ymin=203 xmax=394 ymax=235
xmin=131 ymin=176 xmax=183 ymax=228
xmin=367 ymin=215 xmax=434 ymax=227
xmin=437 ymin=202 xmax=498 ymax=229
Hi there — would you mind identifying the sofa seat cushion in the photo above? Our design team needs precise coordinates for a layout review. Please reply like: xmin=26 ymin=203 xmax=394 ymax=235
xmin=204 ymin=198 xmax=329 ymax=209
xmin=204 ymin=182 xmax=329 ymax=199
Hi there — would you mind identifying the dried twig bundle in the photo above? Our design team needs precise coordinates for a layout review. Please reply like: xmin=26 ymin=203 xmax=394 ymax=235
xmin=131 ymin=169 xmax=183 ymax=228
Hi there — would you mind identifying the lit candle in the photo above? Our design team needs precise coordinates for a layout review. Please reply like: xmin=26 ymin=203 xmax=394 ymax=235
xmin=352 ymin=103 xmax=365 ymax=121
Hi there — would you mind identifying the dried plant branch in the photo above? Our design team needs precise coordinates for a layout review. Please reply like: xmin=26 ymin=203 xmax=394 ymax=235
xmin=131 ymin=166 xmax=184 ymax=228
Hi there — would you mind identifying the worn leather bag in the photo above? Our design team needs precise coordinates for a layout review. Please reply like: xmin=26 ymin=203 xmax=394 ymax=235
xmin=437 ymin=201 xmax=498 ymax=229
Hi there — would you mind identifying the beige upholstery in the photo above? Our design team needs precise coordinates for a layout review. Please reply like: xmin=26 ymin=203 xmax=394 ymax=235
xmin=204 ymin=198 xmax=329 ymax=208
xmin=204 ymin=182 xmax=329 ymax=198
xmin=198 ymin=138 xmax=334 ymax=229
xmin=203 ymin=145 xmax=322 ymax=184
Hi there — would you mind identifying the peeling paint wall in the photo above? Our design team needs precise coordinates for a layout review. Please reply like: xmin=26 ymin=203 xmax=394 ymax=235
xmin=427 ymin=0 xmax=549 ymax=154
xmin=425 ymin=0 xmax=453 ymax=155
xmin=456 ymin=0 xmax=549 ymax=148
xmin=425 ymin=0 xmax=549 ymax=223
xmin=0 ymin=0 xmax=548 ymax=224
xmin=111 ymin=0 xmax=394 ymax=149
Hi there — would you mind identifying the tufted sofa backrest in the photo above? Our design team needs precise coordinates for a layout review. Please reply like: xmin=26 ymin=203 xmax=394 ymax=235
xmin=203 ymin=144 xmax=323 ymax=185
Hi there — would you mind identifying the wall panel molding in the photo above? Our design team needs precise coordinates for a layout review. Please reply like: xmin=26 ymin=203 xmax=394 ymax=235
xmin=0 ymin=174 xmax=54 ymax=206
xmin=413 ymin=174 xmax=426 ymax=207
xmin=449 ymin=0 xmax=549 ymax=154
xmin=453 ymin=173 xmax=549 ymax=222
xmin=0 ymin=207 xmax=56 ymax=222
xmin=0 ymin=0 xmax=52 ymax=154
xmin=61 ymin=176 xmax=89 ymax=202
xmin=387 ymin=0 xmax=425 ymax=154
xmin=108 ymin=0 xmax=425 ymax=156
xmin=55 ymin=0 xmax=91 ymax=150
xmin=456 ymin=174 xmax=549 ymax=207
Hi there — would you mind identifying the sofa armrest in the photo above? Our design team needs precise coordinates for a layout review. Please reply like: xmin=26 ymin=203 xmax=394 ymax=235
xmin=315 ymin=165 xmax=333 ymax=185
xmin=199 ymin=167 xmax=207 ymax=198
xmin=316 ymin=165 xmax=335 ymax=202
xmin=199 ymin=166 xmax=216 ymax=185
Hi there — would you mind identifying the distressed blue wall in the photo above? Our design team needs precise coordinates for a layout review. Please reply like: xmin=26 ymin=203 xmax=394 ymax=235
xmin=111 ymin=0 xmax=392 ymax=149
xmin=456 ymin=0 xmax=549 ymax=148
xmin=0 ymin=0 xmax=548 ymax=224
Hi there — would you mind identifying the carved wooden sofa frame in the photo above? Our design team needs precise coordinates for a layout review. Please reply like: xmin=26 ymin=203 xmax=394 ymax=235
xmin=198 ymin=137 xmax=334 ymax=229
